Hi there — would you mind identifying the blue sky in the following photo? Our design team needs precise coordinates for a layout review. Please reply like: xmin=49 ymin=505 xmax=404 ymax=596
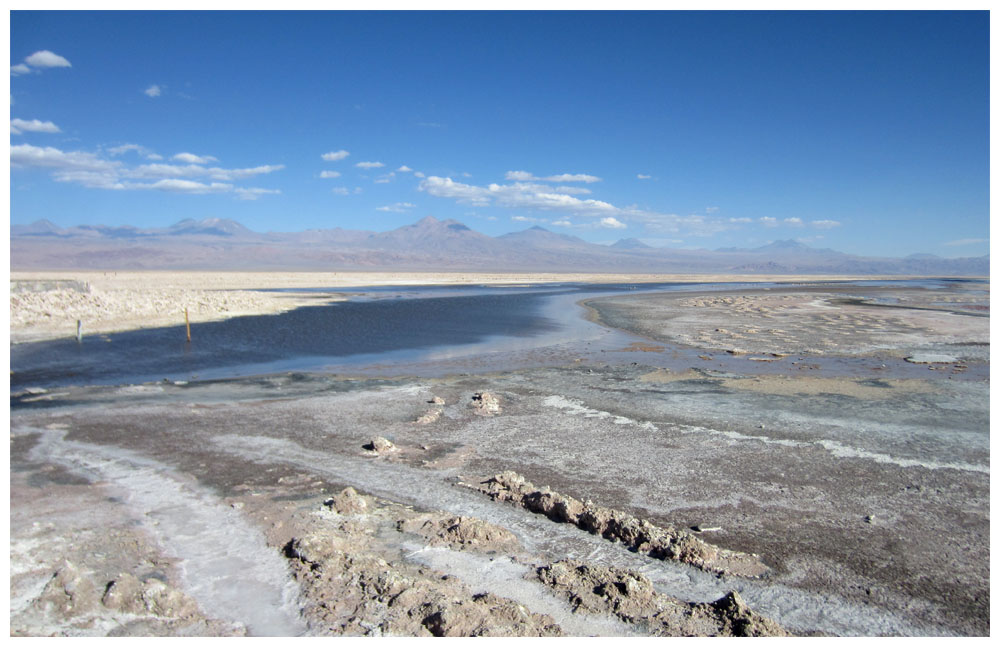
xmin=9 ymin=10 xmax=989 ymax=257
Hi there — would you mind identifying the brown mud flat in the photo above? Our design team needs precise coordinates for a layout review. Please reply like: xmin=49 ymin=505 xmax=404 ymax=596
xmin=10 ymin=280 xmax=989 ymax=636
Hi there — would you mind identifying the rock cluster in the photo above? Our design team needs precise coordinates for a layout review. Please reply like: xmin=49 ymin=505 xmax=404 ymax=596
xmin=284 ymin=511 xmax=560 ymax=636
xmin=415 ymin=395 xmax=447 ymax=424
xmin=474 ymin=471 xmax=768 ymax=577
xmin=536 ymin=560 xmax=788 ymax=636
xmin=102 ymin=573 xmax=200 ymax=618
xmin=470 ymin=392 xmax=501 ymax=416
xmin=414 ymin=409 xmax=442 ymax=425
xmin=397 ymin=513 xmax=520 ymax=553
xmin=325 ymin=487 xmax=369 ymax=515
xmin=31 ymin=560 xmax=243 ymax=636
xmin=363 ymin=437 xmax=397 ymax=455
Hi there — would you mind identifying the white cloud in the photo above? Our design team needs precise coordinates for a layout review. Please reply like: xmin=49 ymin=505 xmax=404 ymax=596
xmin=144 ymin=84 xmax=162 ymax=97
xmin=173 ymin=152 xmax=218 ymax=165
xmin=546 ymin=173 xmax=600 ymax=183
xmin=552 ymin=219 xmax=572 ymax=227
xmin=759 ymin=217 xmax=778 ymax=227
xmin=729 ymin=217 xmax=752 ymax=223
xmin=211 ymin=164 xmax=284 ymax=180
xmin=235 ymin=187 xmax=281 ymax=200
xmin=144 ymin=179 xmax=232 ymax=194
xmin=356 ymin=161 xmax=385 ymax=169
xmin=374 ymin=172 xmax=396 ymax=184
xmin=418 ymin=176 xmax=491 ymax=205
xmin=637 ymin=174 xmax=651 ymax=179
xmin=551 ymin=185 xmax=592 ymax=195
xmin=511 ymin=215 xmax=544 ymax=223
xmin=811 ymin=219 xmax=841 ymax=229
xmin=11 ymin=143 xmax=119 ymax=174
xmin=11 ymin=51 xmax=72 ymax=76
xmin=24 ymin=50 xmax=72 ymax=68
xmin=12 ymin=142 xmax=281 ymax=199
xmin=128 ymin=163 xmax=205 ymax=179
xmin=10 ymin=118 xmax=60 ymax=135
xmin=419 ymin=176 xmax=619 ymax=217
xmin=322 ymin=149 xmax=350 ymax=161
xmin=146 ymin=153 xmax=163 ymax=160
xmin=420 ymin=175 xmax=738 ymax=238
xmin=504 ymin=170 xmax=601 ymax=183
xmin=108 ymin=143 xmax=152 ymax=157
xmin=331 ymin=187 xmax=350 ymax=195
xmin=413 ymin=171 xmax=425 ymax=178
xmin=376 ymin=202 xmax=415 ymax=212
xmin=783 ymin=217 xmax=803 ymax=227
xmin=600 ymin=217 xmax=627 ymax=229
xmin=943 ymin=238 xmax=988 ymax=246
xmin=129 ymin=162 xmax=283 ymax=181
xmin=705 ymin=206 xmax=719 ymax=213
xmin=397 ymin=165 xmax=413 ymax=172
xmin=319 ymin=170 xmax=342 ymax=178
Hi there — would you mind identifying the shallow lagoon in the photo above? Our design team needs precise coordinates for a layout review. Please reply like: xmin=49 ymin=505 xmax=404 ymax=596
xmin=10 ymin=278 xmax=979 ymax=390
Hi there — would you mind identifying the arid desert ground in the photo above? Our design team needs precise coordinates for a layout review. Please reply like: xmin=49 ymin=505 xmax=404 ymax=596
xmin=9 ymin=272 xmax=989 ymax=636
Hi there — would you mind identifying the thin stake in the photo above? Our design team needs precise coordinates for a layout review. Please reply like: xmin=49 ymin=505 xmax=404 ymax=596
xmin=76 ymin=320 xmax=82 ymax=344
xmin=185 ymin=308 xmax=191 ymax=342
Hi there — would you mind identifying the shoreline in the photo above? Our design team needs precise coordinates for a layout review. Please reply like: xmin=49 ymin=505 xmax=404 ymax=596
xmin=8 ymin=270 xmax=981 ymax=344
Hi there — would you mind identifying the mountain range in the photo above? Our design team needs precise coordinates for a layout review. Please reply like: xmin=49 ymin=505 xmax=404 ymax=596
xmin=10 ymin=216 xmax=989 ymax=275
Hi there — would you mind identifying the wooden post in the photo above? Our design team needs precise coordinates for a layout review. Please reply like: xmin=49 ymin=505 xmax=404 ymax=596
xmin=76 ymin=320 xmax=82 ymax=343
xmin=185 ymin=308 xmax=191 ymax=342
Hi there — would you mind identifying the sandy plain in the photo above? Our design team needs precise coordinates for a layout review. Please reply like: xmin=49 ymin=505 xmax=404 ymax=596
xmin=9 ymin=273 xmax=990 ymax=637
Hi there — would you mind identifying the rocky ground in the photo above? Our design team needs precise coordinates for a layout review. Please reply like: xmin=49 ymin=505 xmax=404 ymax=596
xmin=9 ymin=279 xmax=990 ymax=636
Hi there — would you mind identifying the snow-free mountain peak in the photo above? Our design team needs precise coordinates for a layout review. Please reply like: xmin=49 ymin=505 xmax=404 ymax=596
xmin=611 ymin=238 xmax=653 ymax=250
xmin=168 ymin=218 xmax=253 ymax=237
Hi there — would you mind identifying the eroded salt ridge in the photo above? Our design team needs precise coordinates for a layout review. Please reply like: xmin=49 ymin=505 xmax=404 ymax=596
xmin=469 ymin=470 xmax=770 ymax=578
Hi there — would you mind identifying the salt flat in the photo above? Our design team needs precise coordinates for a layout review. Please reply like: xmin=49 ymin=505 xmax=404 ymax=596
xmin=9 ymin=277 xmax=990 ymax=636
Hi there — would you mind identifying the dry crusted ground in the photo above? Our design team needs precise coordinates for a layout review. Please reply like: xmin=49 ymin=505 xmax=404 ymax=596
xmin=10 ymin=279 xmax=990 ymax=637
xmin=586 ymin=284 xmax=989 ymax=358
xmin=10 ymin=427 xmax=787 ymax=637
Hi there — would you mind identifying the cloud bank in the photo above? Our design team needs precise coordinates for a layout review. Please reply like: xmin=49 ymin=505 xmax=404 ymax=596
xmin=419 ymin=175 xmax=725 ymax=236
xmin=11 ymin=143 xmax=282 ymax=199
xmin=504 ymin=170 xmax=601 ymax=183
xmin=11 ymin=118 xmax=60 ymax=135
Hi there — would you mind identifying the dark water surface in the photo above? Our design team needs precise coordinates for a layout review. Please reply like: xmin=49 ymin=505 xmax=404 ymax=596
xmin=10 ymin=287 xmax=572 ymax=389
xmin=10 ymin=279 xmax=980 ymax=390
